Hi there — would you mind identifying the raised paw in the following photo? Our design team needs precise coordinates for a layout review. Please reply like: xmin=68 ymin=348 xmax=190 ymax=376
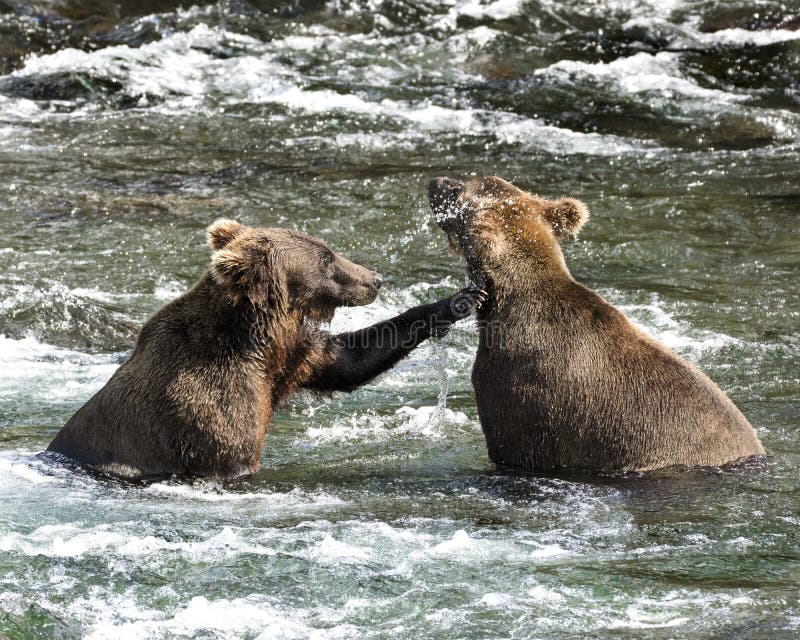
xmin=449 ymin=285 xmax=486 ymax=318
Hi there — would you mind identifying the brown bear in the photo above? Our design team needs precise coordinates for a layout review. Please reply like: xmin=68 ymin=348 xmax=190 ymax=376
xmin=429 ymin=175 xmax=764 ymax=472
xmin=47 ymin=219 xmax=480 ymax=480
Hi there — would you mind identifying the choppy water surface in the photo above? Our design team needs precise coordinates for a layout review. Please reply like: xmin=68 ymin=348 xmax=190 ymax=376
xmin=1 ymin=1 xmax=799 ymax=638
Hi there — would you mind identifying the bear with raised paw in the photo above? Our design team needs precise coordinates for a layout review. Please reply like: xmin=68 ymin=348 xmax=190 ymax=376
xmin=429 ymin=175 xmax=764 ymax=472
xmin=48 ymin=219 xmax=480 ymax=480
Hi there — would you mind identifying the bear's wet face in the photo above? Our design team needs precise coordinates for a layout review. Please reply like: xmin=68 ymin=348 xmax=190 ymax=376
xmin=207 ymin=219 xmax=381 ymax=321
xmin=308 ymin=235 xmax=383 ymax=317
xmin=428 ymin=176 xmax=465 ymax=233
xmin=428 ymin=175 xmax=588 ymax=285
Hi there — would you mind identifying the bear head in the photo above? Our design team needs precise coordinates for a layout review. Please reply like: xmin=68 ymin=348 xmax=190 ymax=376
xmin=206 ymin=219 xmax=382 ymax=322
xmin=428 ymin=175 xmax=588 ymax=296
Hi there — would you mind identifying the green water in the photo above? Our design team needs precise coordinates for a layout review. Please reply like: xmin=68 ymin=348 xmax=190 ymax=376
xmin=0 ymin=1 xmax=798 ymax=638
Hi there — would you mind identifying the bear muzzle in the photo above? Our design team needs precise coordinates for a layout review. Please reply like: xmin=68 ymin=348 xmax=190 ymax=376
xmin=346 ymin=270 xmax=383 ymax=306
xmin=428 ymin=177 xmax=464 ymax=231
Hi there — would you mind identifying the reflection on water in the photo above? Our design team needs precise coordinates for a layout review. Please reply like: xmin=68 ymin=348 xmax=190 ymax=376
xmin=0 ymin=0 xmax=798 ymax=638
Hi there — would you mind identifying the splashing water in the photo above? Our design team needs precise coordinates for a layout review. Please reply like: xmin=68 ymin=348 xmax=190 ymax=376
xmin=0 ymin=0 xmax=798 ymax=637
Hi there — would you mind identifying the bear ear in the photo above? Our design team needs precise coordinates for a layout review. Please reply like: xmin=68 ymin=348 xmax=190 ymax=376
xmin=541 ymin=198 xmax=589 ymax=238
xmin=210 ymin=247 xmax=287 ymax=310
xmin=207 ymin=218 xmax=245 ymax=251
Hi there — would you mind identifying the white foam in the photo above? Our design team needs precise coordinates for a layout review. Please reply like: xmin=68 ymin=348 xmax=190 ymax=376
xmin=0 ymin=455 xmax=54 ymax=485
xmin=68 ymin=287 xmax=120 ymax=304
xmin=608 ymin=611 xmax=690 ymax=630
xmin=491 ymin=114 xmax=639 ymax=154
xmin=16 ymin=24 xmax=265 ymax=100
xmin=450 ymin=0 xmax=526 ymax=22
xmin=301 ymin=404 xmax=472 ymax=446
xmin=0 ymin=523 xmax=277 ymax=560
xmin=448 ymin=25 xmax=503 ymax=50
xmin=0 ymin=335 xmax=119 ymax=401
xmin=0 ymin=93 xmax=44 ymax=125
xmin=529 ymin=544 xmax=570 ymax=559
xmin=83 ymin=595 xmax=318 ymax=640
xmin=145 ymin=483 xmax=347 ymax=511
xmin=395 ymin=405 xmax=469 ymax=428
xmin=564 ymin=0 xmax=683 ymax=17
xmin=753 ymin=109 xmax=800 ymax=142
xmin=620 ymin=17 xmax=800 ymax=59
xmin=479 ymin=591 xmax=514 ymax=607
xmin=5 ymin=25 xmax=275 ymax=119
xmin=427 ymin=529 xmax=477 ymax=555
xmin=605 ymin=588 xmax=760 ymax=631
xmin=3 ymin=22 xmax=641 ymax=156
xmin=729 ymin=536 xmax=755 ymax=549
xmin=367 ymin=98 xmax=635 ymax=154
xmin=269 ymin=24 xmax=350 ymax=52
xmin=69 ymin=277 xmax=184 ymax=305
xmin=303 ymin=534 xmax=372 ymax=565
xmin=7 ymin=502 xmax=754 ymax=639
xmin=693 ymin=27 xmax=800 ymax=48
xmin=152 ymin=278 xmax=186 ymax=301
xmin=527 ymin=585 xmax=566 ymax=604
xmin=433 ymin=0 xmax=684 ymax=31
xmin=601 ymin=291 xmax=740 ymax=358
xmin=537 ymin=52 xmax=745 ymax=104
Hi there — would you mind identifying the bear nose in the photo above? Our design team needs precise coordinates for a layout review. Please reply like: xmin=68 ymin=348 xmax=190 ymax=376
xmin=429 ymin=177 xmax=464 ymax=226
xmin=429 ymin=177 xmax=463 ymax=200
xmin=373 ymin=273 xmax=383 ymax=290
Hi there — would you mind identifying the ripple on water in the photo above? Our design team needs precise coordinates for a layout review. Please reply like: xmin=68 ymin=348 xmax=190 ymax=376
xmin=0 ymin=335 xmax=120 ymax=405
xmin=0 ymin=0 xmax=798 ymax=637
xmin=0 ymin=23 xmax=647 ymax=158
xmin=0 ymin=442 xmax=796 ymax=638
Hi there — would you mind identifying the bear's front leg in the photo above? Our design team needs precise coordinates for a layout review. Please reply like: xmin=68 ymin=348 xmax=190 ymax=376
xmin=304 ymin=286 xmax=483 ymax=392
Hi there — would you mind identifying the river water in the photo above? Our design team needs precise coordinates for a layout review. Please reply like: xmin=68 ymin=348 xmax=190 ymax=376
xmin=0 ymin=1 xmax=799 ymax=638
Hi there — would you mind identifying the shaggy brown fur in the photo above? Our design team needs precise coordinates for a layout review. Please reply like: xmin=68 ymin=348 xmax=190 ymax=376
xmin=429 ymin=176 xmax=764 ymax=472
xmin=48 ymin=219 xmax=479 ymax=480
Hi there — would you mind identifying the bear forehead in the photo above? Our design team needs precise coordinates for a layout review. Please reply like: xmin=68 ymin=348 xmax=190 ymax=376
xmin=459 ymin=178 xmax=544 ymax=219
xmin=463 ymin=176 xmax=525 ymax=200
xmin=233 ymin=227 xmax=332 ymax=252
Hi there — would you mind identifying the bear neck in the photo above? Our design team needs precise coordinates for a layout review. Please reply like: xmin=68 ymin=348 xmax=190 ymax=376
xmin=479 ymin=250 xmax=576 ymax=325
xmin=191 ymin=271 xmax=301 ymax=356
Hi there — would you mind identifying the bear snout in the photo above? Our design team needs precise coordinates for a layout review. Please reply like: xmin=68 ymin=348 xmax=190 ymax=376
xmin=360 ymin=271 xmax=382 ymax=301
xmin=333 ymin=263 xmax=382 ymax=306
xmin=355 ymin=276 xmax=381 ymax=305
xmin=428 ymin=177 xmax=464 ymax=228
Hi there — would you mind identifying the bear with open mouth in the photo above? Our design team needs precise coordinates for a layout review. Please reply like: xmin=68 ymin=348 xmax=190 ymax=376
xmin=429 ymin=175 xmax=764 ymax=472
